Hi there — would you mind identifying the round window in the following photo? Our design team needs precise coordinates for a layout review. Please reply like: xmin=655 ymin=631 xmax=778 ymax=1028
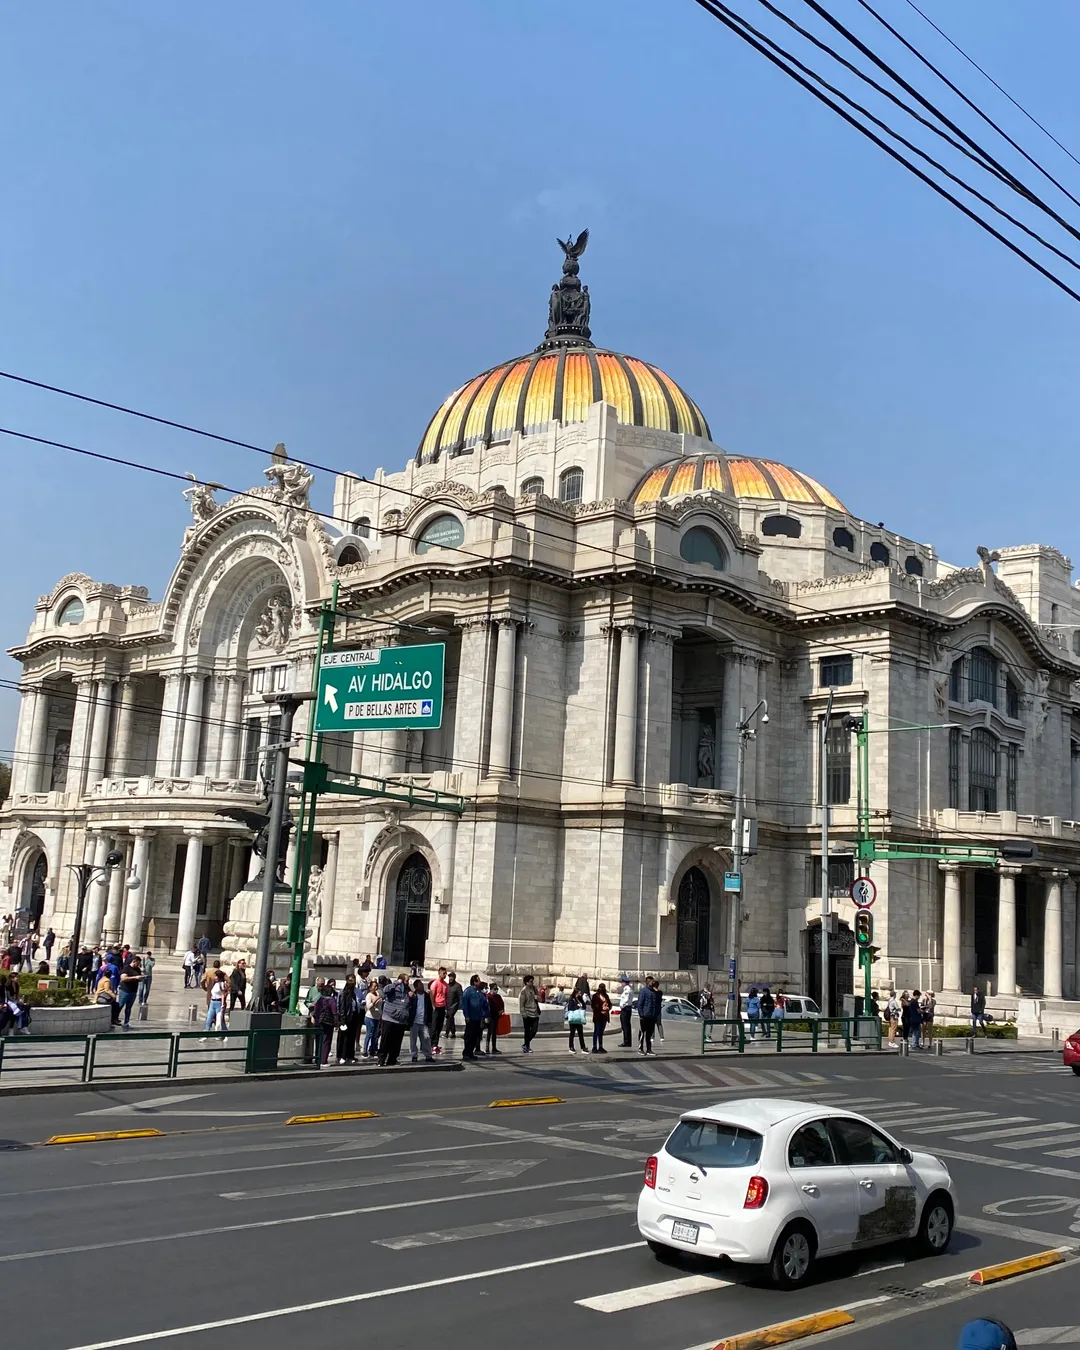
xmin=57 ymin=596 xmax=85 ymax=625
xmin=416 ymin=513 xmax=465 ymax=554
xmin=680 ymin=527 xmax=727 ymax=571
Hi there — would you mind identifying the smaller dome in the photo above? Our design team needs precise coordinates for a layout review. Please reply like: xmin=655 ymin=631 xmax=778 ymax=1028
xmin=632 ymin=452 xmax=846 ymax=512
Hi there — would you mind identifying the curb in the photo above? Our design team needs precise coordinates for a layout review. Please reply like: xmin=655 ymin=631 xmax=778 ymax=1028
xmin=713 ymin=1309 xmax=854 ymax=1349
xmin=969 ymin=1249 xmax=1066 ymax=1284
xmin=488 ymin=1096 xmax=564 ymax=1108
xmin=287 ymin=1111 xmax=378 ymax=1125
xmin=45 ymin=1129 xmax=165 ymax=1146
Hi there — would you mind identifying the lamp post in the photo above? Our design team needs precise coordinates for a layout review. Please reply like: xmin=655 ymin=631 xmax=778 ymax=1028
xmin=819 ymin=688 xmax=835 ymax=1018
xmin=727 ymin=698 xmax=768 ymax=1036
xmin=64 ymin=850 xmax=124 ymax=988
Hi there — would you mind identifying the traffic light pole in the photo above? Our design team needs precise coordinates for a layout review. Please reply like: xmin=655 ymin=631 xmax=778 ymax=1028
xmin=819 ymin=689 xmax=834 ymax=1018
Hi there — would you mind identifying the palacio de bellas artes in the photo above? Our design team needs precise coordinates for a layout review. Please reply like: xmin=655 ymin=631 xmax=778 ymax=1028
xmin=6 ymin=232 xmax=1080 ymax=1031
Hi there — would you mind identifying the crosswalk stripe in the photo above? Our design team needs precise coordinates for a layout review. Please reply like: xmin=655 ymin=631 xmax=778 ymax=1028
xmin=1046 ymin=1147 xmax=1080 ymax=1158
xmin=576 ymin=1273 xmax=733 ymax=1312
xmin=1001 ymin=1133 xmax=1080 ymax=1151
xmin=955 ymin=1122 xmax=1074 ymax=1142
xmin=905 ymin=1115 xmax=1029 ymax=1135
xmin=880 ymin=1109 xmax=982 ymax=1126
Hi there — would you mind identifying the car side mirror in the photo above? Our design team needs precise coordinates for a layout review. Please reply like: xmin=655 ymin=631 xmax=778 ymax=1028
xmin=899 ymin=1147 xmax=913 ymax=1165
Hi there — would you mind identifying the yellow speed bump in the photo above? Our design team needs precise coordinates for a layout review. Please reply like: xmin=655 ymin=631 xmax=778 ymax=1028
xmin=969 ymin=1249 xmax=1066 ymax=1285
xmin=286 ymin=1111 xmax=378 ymax=1125
xmin=714 ymin=1309 xmax=854 ymax=1350
xmin=488 ymin=1096 xmax=564 ymax=1109
xmin=45 ymin=1129 xmax=165 ymax=1146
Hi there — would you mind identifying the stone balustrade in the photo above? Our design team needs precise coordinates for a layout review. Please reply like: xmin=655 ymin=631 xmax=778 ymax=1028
xmin=934 ymin=807 xmax=1080 ymax=839
xmin=89 ymin=775 xmax=260 ymax=800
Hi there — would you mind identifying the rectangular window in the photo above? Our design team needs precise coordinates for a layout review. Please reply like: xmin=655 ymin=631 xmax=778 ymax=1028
xmin=170 ymin=843 xmax=185 ymax=914
xmin=1006 ymin=678 xmax=1020 ymax=719
xmin=820 ymin=655 xmax=853 ymax=687
xmin=969 ymin=729 xmax=998 ymax=812
xmin=1005 ymin=743 xmax=1018 ymax=811
xmin=812 ymin=855 xmax=855 ymax=897
xmin=825 ymin=717 xmax=851 ymax=805
xmin=949 ymin=658 xmax=964 ymax=703
xmin=242 ymin=718 xmax=262 ymax=781
xmin=948 ymin=727 xmax=960 ymax=809
xmin=250 ymin=668 xmax=266 ymax=693
xmin=270 ymin=664 xmax=289 ymax=691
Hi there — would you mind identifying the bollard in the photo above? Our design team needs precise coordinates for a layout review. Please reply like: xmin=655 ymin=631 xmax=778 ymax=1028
xmin=934 ymin=1038 xmax=944 ymax=1057
xmin=901 ymin=1038 xmax=910 ymax=1057
xmin=966 ymin=1035 xmax=975 ymax=1054
xmin=188 ymin=1004 xmax=200 ymax=1024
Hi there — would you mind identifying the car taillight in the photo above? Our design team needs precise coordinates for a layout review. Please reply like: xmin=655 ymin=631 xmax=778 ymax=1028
xmin=744 ymin=1175 xmax=769 ymax=1209
xmin=644 ymin=1156 xmax=658 ymax=1189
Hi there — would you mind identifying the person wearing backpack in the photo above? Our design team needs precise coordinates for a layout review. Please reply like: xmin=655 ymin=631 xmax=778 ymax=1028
xmin=636 ymin=977 xmax=661 ymax=1056
xmin=759 ymin=987 xmax=775 ymax=1038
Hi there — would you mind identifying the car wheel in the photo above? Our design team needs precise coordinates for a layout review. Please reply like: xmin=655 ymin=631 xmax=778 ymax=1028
xmin=647 ymin=1239 xmax=680 ymax=1265
xmin=914 ymin=1193 xmax=953 ymax=1256
xmin=1071 ymin=1064 xmax=1080 ymax=1076
xmin=768 ymin=1222 xmax=816 ymax=1289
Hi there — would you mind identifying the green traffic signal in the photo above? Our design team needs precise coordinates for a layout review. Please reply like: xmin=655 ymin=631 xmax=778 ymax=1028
xmin=855 ymin=910 xmax=874 ymax=946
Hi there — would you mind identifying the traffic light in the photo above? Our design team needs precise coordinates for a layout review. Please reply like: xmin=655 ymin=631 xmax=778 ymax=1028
xmin=999 ymin=840 xmax=1037 ymax=862
xmin=854 ymin=910 xmax=874 ymax=948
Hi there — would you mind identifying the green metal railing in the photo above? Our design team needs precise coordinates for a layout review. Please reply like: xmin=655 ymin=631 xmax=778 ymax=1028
xmin=0 ymin=1026 xmax=326 ymax=1084
xmin=702 ymin=1016 xmax=881 ymax=1054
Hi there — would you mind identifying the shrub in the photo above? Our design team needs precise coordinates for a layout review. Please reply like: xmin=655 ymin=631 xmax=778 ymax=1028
xmin=14 ymin=974 xmax=90 ymax=1008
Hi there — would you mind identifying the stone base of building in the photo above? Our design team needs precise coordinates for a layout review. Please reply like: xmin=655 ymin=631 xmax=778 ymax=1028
xmin=221 ymin=880 xmax=310 ymax=971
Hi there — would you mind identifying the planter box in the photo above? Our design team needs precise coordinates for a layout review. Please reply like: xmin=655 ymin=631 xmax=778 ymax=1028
xmin=26 ymin=1004 xmax=114 ymax=1037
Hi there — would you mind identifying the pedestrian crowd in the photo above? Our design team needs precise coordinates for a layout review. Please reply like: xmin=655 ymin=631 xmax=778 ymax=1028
xmin=882 ymin=988 xmax=937 ymax=1048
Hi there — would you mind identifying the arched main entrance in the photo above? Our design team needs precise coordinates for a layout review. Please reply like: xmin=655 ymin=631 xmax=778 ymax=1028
xmin=390 ymin=853 xmax=431 ymax=967
xmin=677 ymin=867 xmax=711 ymax=967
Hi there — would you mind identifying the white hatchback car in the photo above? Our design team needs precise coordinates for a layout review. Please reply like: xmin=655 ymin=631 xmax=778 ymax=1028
xmin=637 ymin=1098 xmax=955 ymax=1287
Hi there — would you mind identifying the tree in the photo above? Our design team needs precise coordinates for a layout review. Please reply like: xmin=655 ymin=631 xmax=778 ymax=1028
xmin=0 ymin=760 xmax=10 ymax=804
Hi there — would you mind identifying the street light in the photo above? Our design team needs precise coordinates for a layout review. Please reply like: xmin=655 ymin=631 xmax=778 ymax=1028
xmin=64 ymin=849 xmax=124 ymax=987
xmin=726 ymin=698 xmax=768 ymax=1036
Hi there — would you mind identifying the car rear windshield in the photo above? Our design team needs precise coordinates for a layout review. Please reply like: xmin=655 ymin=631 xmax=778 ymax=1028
xmin=666 ymin=1119 xmax=763 ymax=1169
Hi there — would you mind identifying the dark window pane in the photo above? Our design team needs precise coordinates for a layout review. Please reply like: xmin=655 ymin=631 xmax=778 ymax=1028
xmin=948 ymin=727 xmax=961 ymax=809
xmin=949 ymin=658 xmax=964 ymax=703
xmin=827 ymin=1117 xmax=898 ymax=1165
xmin=869 ymin=542 xmax=890 ymax=566
xmin=826 ymin=717 xmax=851 ymax=804
xmin=680 ymin=527 xmax=727 ymax=571
xmin=1005 ymin=743 xmax=1018 ymax=811
xmin=788 ymin=1121 xmax=837 ymax=1168
xmin=666 ymin=1120 xmax=763 ymax=1169
xmin=820 ymin=656 xmax=853 ymax=687
xmin=968 ymin=647 xmax=998 ymax=706
xmin=969 ymin=728 xmax=998 ymax=812
xmin=558 ymin=467 xmax=584 ymax=503
xmin=521 ymin=476 xmax=544 ymax=496
xmin=762 ymin=514 xmax=802 ymax=538
xmin=833 ymin=527 xmax=855 ymax=552
xmin=904 ymin=555 xmax=924 ymax=576
xmin=1006 ymin=678 xmax=1020 ymax=719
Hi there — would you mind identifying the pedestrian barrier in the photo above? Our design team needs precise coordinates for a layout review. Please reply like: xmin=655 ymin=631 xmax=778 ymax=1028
xmin=0 ymin=1026 xmax=326 ymax=1085
xmin=701 ymin=1017 xmax=881 ymax=1054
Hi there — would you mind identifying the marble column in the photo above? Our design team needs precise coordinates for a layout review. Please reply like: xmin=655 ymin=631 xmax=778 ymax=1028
xmin=218 ymin=675 xmax=245 ymax=777
xmin=350 ymin=733 xmax=366 ymax=778
xmin=66 ymin=676 xmax=95 ymax=795
xmin=122 ymin=831 xmax=153 ymax=948
xmin=85 ymin=679 xmax=115 ymax=786
xmin=103 ymin=837 xmax=129 ymax=943
xmin=179 ymin=673 xmax=207 ymax=777
xmin=24 ymin=685 xmax=50 ymax=794
xmin=247 ymin=848 xmax=262 ymax=882
xmin=719 ymin=653 xmax=743 ymax=794
xmin=175 ymin=830 xmax=204 ymax=954
xmin=84 ymin=834 xmax=111 ymax=945
xmin=321 ymin=833 xmax=340 ymax=938
xmin=155 ymin=674 xmax=184 ymax=776
xmin=612 ymin=625 xmax=641 ymax=786
xmin=997 ymin=866 xmax=1020 ymax=997
xmin=1043 ymin=870 xmax=1067 ymax=999
xmin=488 ymin=620 xmax=518 ymax=780
xmin=110 ymin=678 xmax=138 ymax=777
xmin=1070 ymin=876 xmax=1080 ymax=1000
xmin=940 ymin=864 xmax=962 ymax=991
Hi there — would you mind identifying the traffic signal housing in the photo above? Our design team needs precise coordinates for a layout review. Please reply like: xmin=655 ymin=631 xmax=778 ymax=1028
xmin=854 ymin=909 xmax=874 ymax=948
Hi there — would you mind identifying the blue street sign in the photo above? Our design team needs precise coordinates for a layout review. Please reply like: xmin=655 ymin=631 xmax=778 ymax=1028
xmin=724 ymin=872 xmax=742 ymax=893
xmin=728 ymin=957 xmax=737 ymax=978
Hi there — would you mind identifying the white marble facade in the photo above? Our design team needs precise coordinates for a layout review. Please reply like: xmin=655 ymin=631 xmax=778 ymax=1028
xmin=6 ymin=279 xmax=1080 ymax=1004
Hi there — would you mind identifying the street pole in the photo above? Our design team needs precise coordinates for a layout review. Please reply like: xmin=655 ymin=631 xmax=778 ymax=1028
xmin=64 ymin=851 xmax=123 ymax=988
xmin=727 ymin=698 xmax=767 ymax=1039
xmin=819 ymin=688 xmax=834 ymax=1018
xmin=250 ymin=693 xmax=310 ymax=1012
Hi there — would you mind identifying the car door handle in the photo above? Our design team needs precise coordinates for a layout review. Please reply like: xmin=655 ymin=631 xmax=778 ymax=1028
xmin=859 ymin=1179 xmax=875 ymax=1190
xmin=801 ymin=1184 xmax=819 ymax=1194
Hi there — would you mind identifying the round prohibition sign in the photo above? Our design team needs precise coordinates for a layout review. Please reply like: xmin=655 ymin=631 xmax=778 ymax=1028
xmin=850 ymin=876 xmax=877 ymax=908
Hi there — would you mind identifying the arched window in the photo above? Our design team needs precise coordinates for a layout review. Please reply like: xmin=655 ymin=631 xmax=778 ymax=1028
xmin=337 ymin=546 xmax=362 ymax=566
xmin=904 ymin=555 xmax=924 ymax=576
xmin=57 ymin=596 xmax=84 ymax=626
xmin=761 ymin=514 xmax=802 ymax=538
xmin=680 ymin=526 xmax=727 ymax=572
xmin=558 ymin=466 xmax=584 ymax=503
xmin=969 ymin=728 xmax=998 ymax=811
xmin=415 ymin=513 xmax=465 ymax=554
xmin=968 ymin=646 xmax=999 ymax=706
xmin=520 ymin=476 xmax=544 ymax=496
xmin=352 ymin=517 xmax=371 ymax=539
xmin=833 ymin=527 xmax=855 ymax=552
xmin=869 ymin=541 xmax=890 ymax=566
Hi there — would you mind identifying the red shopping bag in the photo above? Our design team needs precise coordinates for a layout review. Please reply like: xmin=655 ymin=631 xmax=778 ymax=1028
xmin=497 ymin=1013 xmax=511 ymax=1036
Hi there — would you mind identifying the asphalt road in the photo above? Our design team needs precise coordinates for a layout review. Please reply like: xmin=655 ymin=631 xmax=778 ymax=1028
xmin=5 ymin=1049 xmax=1080 ymax=1350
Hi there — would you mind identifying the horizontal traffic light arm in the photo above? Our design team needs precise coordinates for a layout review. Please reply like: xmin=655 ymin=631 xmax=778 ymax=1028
xmin=855 ymin=840 xmax=1004 ymax=866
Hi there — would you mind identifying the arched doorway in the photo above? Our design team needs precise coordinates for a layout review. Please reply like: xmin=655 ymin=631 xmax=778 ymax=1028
xmin=391 ymin=853 xmax=431 ymax=967
xmin=677 ymin=867 xmax=711 ymax=967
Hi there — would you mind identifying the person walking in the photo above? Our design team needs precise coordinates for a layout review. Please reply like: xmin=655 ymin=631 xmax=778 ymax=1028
xmin=759 ymin=986 xmax=775 ymax=1038
xmin=377 ymin=972 xmax=412 ymax=1066
xmin=653 ymin=979 xmax=666 ymax=1043
xmin=746 ymin=986 xmax=761 ymax=1040
xmin=409 ymin=978 xmax=434 ymax=1062
xmin=336 ymin=975 xmax=362 ymax=1064
xmin=485 ymin=981 xmax=505 ymax=1055
xmin=618 ymin=978 xmax=634 ymax=1047
xmin=18 ymin=932 xmax=32 ymax=972
xmin=429 ymin=966 xmax=449 ymax=1055
xmin=228 ymin=960 xmax=247 ymax=1012
xmin=116 ymin=956 xmax=143 ymax=1028
xmin=636 ymin=976 xmax=661 ymax=1056
xmin=362 ymin=979 xmax=382 ymax=1059
xmin=885 ymin=991 xmax=901 ymax=1046
xmin=590 ymin=983 xmax=611 ymax=1053
xmin=461 ymin=975 xmax=488 ymax=1062
xmin=920 ymin=990 xmax=936 ymax=1047
xmin=520 ymin=973 xmax=541 ymax=1053
xmin=565 ymin=989 xmax=587 ymax=1054
xmin=197 ymin=932 xmax=212 ymax=965
xmin=970 ymin=984 xmax=988 ymax=1037
xmin=900 ymin=991 xmax=918 ymax=1047
xmin=445 ymin=972 xmax=463 ymax=1044
xmin=311 ymin=979 xmax=339 ymax=1065
xmin=43 ymin=928 xmax=56 ymax=963
xmin=183 ymin=947 xmax=197 ymax=988
xmin=574 ymin=972 xmax=591 ymax=1000
xmin=200 ymin=966 xmax=228 ymax=1037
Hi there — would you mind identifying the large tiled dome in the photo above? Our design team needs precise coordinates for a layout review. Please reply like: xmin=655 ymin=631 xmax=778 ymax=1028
xmin=632 ymin=452 xmax=846 ymax=511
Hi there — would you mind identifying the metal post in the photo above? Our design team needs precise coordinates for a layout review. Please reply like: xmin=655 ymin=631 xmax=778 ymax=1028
xmin=251 ymin=696 xmax=301 ymax=1012
xmin=820 ymin=689 xmax=834 ymax=1018
xmin=66 ymin=864 xmax=92 ymax=990
xmin=727 ymin=707 xmax=746 ymax=1039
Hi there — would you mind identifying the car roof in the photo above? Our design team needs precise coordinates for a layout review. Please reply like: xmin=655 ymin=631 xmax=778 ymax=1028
xmin=681 ymin=1097 xmax=837 ymax=1130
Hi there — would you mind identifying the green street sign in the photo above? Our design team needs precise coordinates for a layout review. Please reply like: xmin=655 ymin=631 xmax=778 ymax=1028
xmin=314 ymin=644 xmax=445 ymax=733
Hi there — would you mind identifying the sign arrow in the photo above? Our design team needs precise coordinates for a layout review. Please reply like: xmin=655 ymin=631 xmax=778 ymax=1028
xmin=324 ymin=682 xmax=339 ymax=713
xmin=221 ymin=1156 xmax=539 ymax=1201
xmin=375 ymin=1199 xmax=635 ymax=1249
xmin=80 ymin=1093 xmax=283 ymax=1118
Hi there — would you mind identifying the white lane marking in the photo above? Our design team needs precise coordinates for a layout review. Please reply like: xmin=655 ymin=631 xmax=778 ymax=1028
xmin=1016 ymin=1329 xmax=1080 ymax=1344
xmin=58 ymin=1241 xmax=646 ymax=1348
xmin=906 ymin=1116 xmax=1031 ymax=1135
xmin=854 ymin=1260 xmax=905 ymax=1278
xmin=576 ymin=1272 xmax=732 ymax=1312
xmin=838 ymin=1296 xmax=895 ymax=1312
xmin=930 ymin=1146 xmax=1080 ymax=1182
xmin=90 ymin=1135 xmax=399 ymax=1166
xmin=79 ymin=1094 xmax=213 ymax=1116
xmin=1003 ymin=1134 xmax=1080 ymax=1152
xmin=0 ymin=1169 xmax=640 ymax=1265
xmin=221 ymin=1156 xmax=540 ymax=1201
xmin=1048 ymin=1148 xmax=1080 ymax=1158
xmin=438 ymin=1116 xmax=644 ymax=1160
xmin=963 ymin=1215 xmax=1080 ymax=1249
xmin=952 ymin=1122 xmax=1073 ymax=1142
xmin=885 ymin=1110 xmax=989 ymax=1127
xmin=379 ymin=1199 xmax=635 ymax=1249
xmin=922 ymin=1268 xmax=982 ymax=1287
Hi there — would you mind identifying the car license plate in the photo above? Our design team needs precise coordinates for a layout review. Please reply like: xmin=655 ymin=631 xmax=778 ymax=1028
xmin=672 ymin=1219 xmax=699 ymax=1245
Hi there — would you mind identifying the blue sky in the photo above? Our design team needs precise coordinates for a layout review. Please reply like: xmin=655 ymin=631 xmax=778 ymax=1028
xmin=2 ymin=0 xmax=1079 ymax=748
